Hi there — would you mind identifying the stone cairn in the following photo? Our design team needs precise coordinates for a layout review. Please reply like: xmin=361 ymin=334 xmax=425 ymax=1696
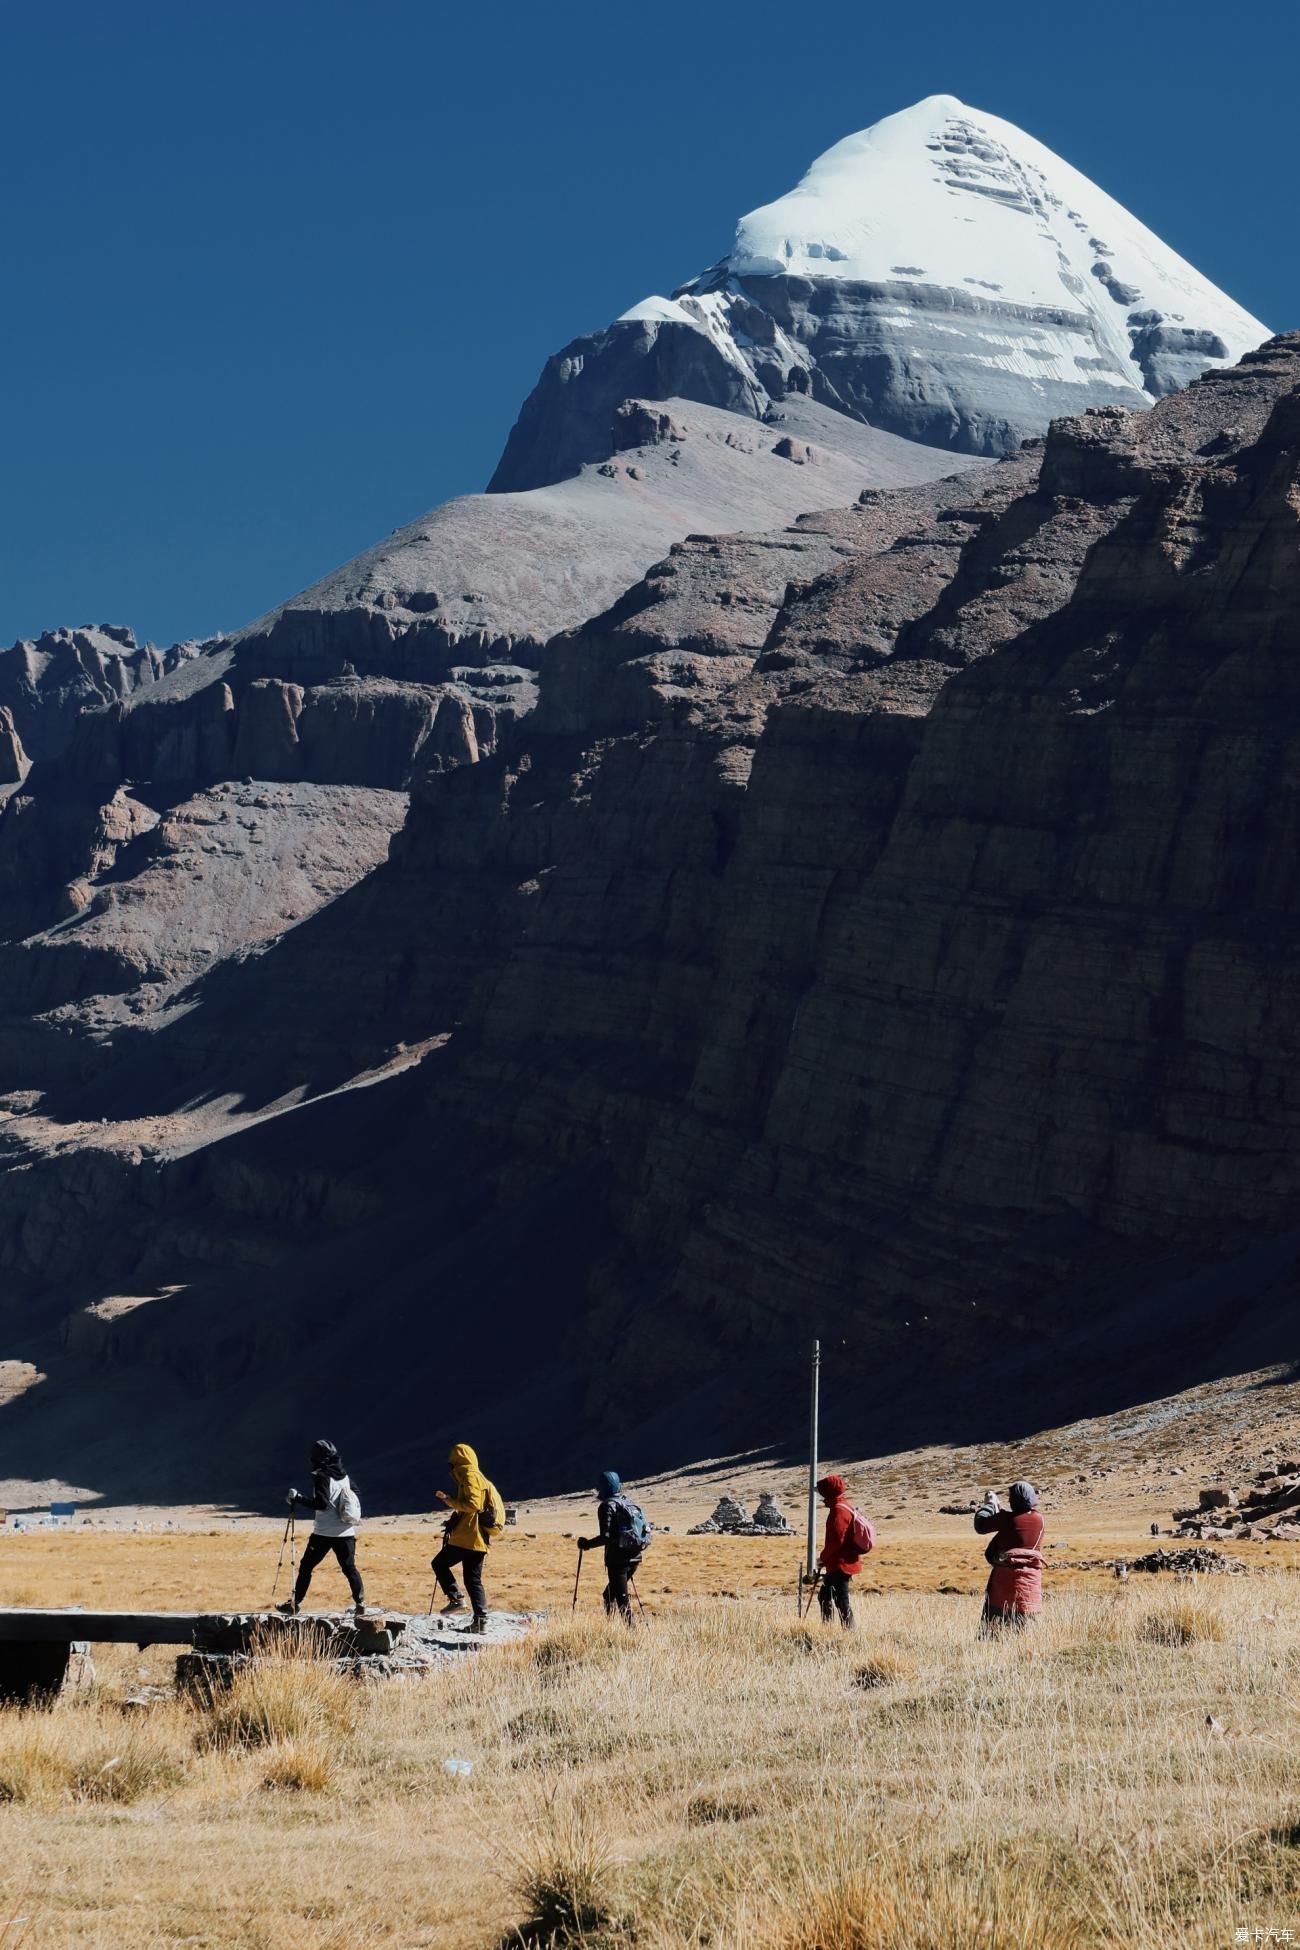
xmin=689 ymin=1492 xmax=794 ymax=1537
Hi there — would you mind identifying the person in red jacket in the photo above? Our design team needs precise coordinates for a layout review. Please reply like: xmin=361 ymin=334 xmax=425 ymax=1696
xmin=814 ymin=1474 xmax=865 ymax=1629
xmin=973 ymin=1480 xmax=1044 ymax=1633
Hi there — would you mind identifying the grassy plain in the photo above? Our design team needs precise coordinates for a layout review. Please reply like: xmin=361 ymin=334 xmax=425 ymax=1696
xmin=2 ymin=1358 xmax=1298 ymax=1948
xmin=1 ymin=1575 xmax=1298 ymax=1948
xmin=1 ymin=1511 xmax=1297 ymax=1619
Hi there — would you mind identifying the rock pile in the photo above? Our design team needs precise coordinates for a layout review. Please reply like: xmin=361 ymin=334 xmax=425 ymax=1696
xmin=1127 ymin=1547 xmax=1249 ymax=1576
xmin=689 ymin=1493 xmax=795 ymax=1536
xmin=1172 ymin=1465 xmax=1300 ymax=1542
xmin=753 ymin=1493 xmax=794 ymax=1534
xmin=690 ymin=1495 xmax=747 ymax=1533
xmin=350 ymin=1610 xmax=540 ymax=1681
xmin=175 ymin=1608 xmax=538 ymax=1691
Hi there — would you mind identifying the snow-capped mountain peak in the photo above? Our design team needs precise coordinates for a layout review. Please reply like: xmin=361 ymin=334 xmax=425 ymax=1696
xmin=491 ymin=97 xmax=1268 ymax=490
xmin=719 ymin=95 xmax=1263 ymax=400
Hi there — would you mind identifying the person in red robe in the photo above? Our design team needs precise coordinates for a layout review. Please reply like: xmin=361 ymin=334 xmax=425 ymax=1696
xmin=973 ymin=1480 xmax=1044 ymax=1632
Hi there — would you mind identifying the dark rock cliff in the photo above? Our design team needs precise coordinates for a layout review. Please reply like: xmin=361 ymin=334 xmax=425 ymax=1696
xmin=2 ymin=340 xmax=1299 ymax=1504
xmin=412 ymin=334 xmax=1300 ymax=1463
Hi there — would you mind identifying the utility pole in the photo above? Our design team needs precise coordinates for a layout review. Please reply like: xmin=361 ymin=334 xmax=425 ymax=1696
xmin=805 ymin=1338 xmax=821 ymax=1587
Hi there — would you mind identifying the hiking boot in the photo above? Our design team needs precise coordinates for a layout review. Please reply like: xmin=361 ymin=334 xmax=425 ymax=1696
xmin=439 ymin=1596 xmax=468 ymax=1616
xmin=459 ymin=1611 xmax=489 ymax=1636
xmin=275 ymin=1600 xmax=299 ymax=1616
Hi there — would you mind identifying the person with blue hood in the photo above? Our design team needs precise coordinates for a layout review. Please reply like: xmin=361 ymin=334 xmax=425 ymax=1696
xmin=578 ymin=1471 xmax=651 ymax=1623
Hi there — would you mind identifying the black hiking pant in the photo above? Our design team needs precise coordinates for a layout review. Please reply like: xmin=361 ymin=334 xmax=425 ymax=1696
xmin=819 ymin=1569 xmax=855 ymax=1628
xmin=602 ymin=1549 xmax=642 ymax=1623
xmin=295 ymin=1534 xmax=364 ymax=1609
xmin=433 ymin=1543 xmax=487 ymax=1617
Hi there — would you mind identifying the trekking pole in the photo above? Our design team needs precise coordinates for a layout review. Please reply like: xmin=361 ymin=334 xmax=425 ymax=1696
xmin=429 ymin=1516 xmax=455 ymax=1615
xmin=629 ymin=1574 xmax=647 ymax=1622
xmin=270 ymin=1508 xmax=294 ymax=1608
xmin=571 ymin=1545 xmax=584 ymax=1614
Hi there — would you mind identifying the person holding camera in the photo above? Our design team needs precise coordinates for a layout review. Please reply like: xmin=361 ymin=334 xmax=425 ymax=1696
xmin=974 ymin=1480 xmax=1044 ymax=1633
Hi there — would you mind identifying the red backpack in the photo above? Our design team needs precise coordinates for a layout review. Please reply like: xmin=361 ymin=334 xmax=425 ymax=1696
xmin=845 ymin=1507 xmax=876 ymax=1556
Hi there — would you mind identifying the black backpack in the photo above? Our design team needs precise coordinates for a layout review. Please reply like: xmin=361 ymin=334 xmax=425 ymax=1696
xmin=607 ymin=1494 xmax=651 ymax=1554
xmin=478 ymin=1479 xmax=506 ymax=1537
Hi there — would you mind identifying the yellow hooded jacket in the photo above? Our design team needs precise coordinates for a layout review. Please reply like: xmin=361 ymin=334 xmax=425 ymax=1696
xmin=443 ymin=1444 xmax=505 ymax=1552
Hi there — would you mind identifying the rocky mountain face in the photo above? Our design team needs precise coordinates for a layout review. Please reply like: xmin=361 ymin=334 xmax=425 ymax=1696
xmin=0 ymin=102 xmax=1284 ymax=1505
xmin=0 ymin=100 xmax=1259 ymax=985
xmin=491 ymin=96 xmax=1267 ymax=488
xmin=426 ymin=340 xmax=1300 ymax=1455
xmin=0 ymin=626 xmax=207 ymax=768
xmin=0 ymin=395 xmax=975 ymax=964
xmin=2 ymin=335 xmax=1298 ymax=1504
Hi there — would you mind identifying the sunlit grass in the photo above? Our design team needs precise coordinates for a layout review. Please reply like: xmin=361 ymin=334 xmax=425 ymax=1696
xmin=1 ymin=1578 xmax=1297 ymax=1945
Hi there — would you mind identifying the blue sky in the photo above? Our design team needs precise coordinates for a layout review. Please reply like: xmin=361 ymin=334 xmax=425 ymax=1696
xmin=3 ymin=0 xmax=1294 ymax=647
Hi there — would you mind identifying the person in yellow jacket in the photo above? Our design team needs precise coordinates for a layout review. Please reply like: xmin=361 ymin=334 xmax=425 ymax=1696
xmin=432 ymin=1442 xmax=505 ymax=1633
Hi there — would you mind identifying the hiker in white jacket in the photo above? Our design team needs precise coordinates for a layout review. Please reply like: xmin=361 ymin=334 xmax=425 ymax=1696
xmin=279 ymin=1438 xmax=365 ymax=1615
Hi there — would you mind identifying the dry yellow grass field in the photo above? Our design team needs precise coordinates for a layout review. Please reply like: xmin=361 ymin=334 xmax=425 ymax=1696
xmin=3 ymin=1361 xmax=1298 ymax=1947
xmin=1 ymin=1578 xmax=1298 ymax=1948
xmin=1 ymin=1514 xmax=1296 ymax=1619
xmin=0 ymin=1536 xmax=1294 ymax=1950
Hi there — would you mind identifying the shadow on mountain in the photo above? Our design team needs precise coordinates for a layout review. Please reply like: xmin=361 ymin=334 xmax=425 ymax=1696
xmin=2 ymin=1101 xmax=1295 ymax=1509
xmin=31 ymin=852 xmax=468 ymax=1125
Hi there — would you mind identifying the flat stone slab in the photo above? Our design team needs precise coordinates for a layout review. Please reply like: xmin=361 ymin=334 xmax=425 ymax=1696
xmin=0 ymin=1606 xmax=538 ymax=1649
xmin=0 ymin=1607 xmax=542 ymax=1705
xmin=0 ymin=1607 xmax=401 ymax=1649
xmin=0 ymin=1609 xmax=207 ymax=1645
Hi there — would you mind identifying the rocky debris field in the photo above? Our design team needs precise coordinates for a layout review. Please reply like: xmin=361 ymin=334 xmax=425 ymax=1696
xmin=1123 ymin=1546 xmax=1251 ymax=1575
xmin=1171 ymin=1463 xmax=1300 ymax=1542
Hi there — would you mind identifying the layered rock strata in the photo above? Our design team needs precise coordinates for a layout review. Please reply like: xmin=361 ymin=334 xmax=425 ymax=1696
xmin=419 ymin=336 xmax=1300 ymax=1453
xmin=2 ymin=340 xmax=1299 ymax=1501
